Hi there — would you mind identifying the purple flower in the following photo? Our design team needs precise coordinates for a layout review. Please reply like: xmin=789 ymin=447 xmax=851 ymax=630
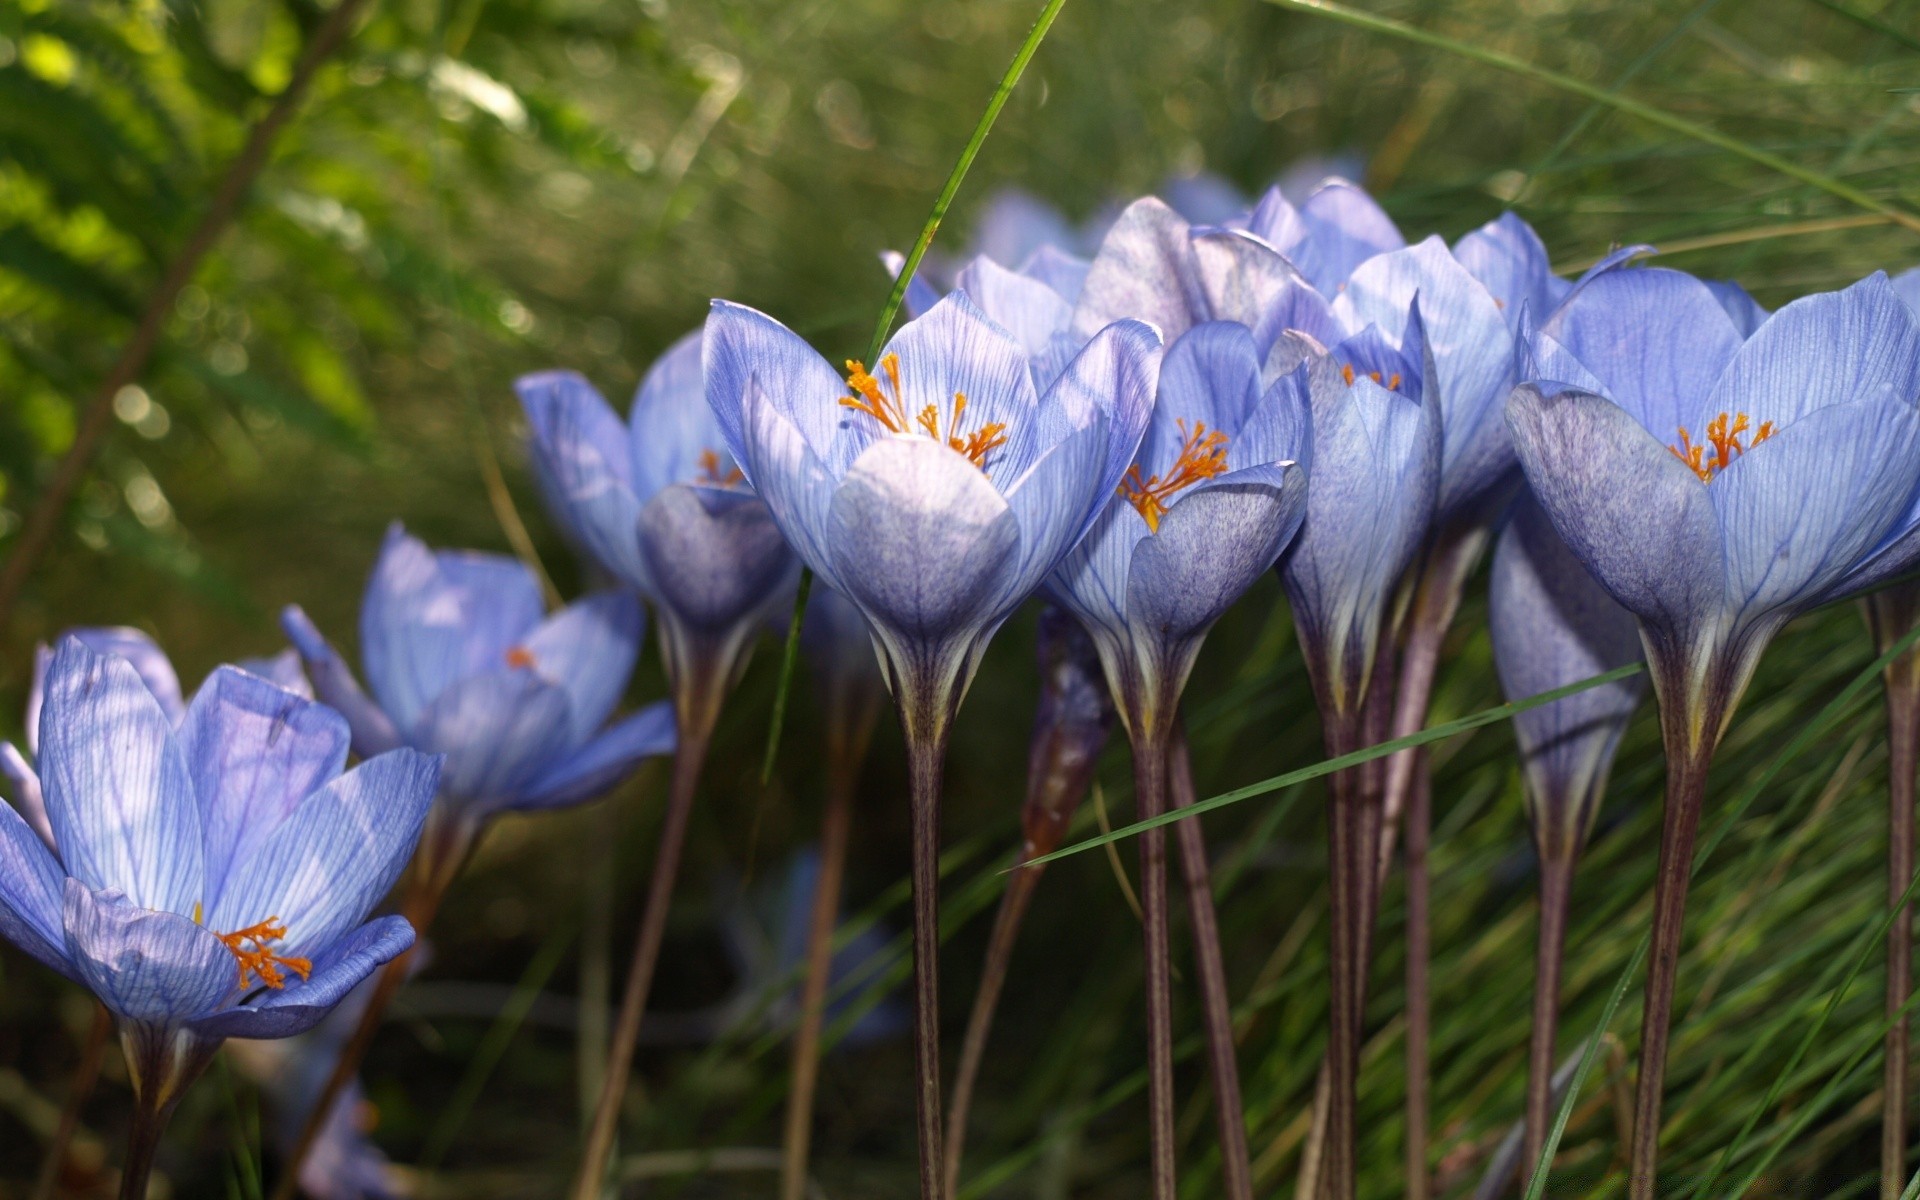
xmin=0 ymin=637 xmax=437 ymax=1050
xmin=282 ymin=525 xmax=674 ymax=822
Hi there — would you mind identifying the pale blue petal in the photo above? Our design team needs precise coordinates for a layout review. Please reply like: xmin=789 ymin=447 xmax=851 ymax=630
xmin=0 ymin=795 xmax=71 ymax=977
xmin=628 ymin=328 xmax=730 ymax=502
xmin=969 ymin=187 xmax=1080 ymax=267
xmin=64 ymin=881 xmax=230 ymax=1023
xmin=1002 ymin=420 xmax=1113 ymax=599
xmin=953 ymin=254 xmax=1074 ymax=364
xmin=1163 ymin=171 xmax=1248 ymax=226
xmin=1705 ymin=271 xmax=1920 ymax=426
xmin=880 ymin=250 xmax=945 ymax=321
xmin=704 ymin=300 xmax=866 ymax=476
xmin=1892 ymin=266 xmax=1920 ymax=320
xmin=1148 ymin=323 xmax=1264 ymax=469
xmin=28 ymin=629 xmax=184 ymax=753
xmin=516 ymin=372 xmax=650 ymax=589
xmin=279 ymin=606 xmax=404 ymax=759
xmin=1036 ymin=318 xmax=1162 ymax=503
xmin=1233 ymin=363 xmax=1315 ymax=472
xmin=881 ymin=290 xmax=1041 ymax=486
xmin=1506 ymin=384 xmax=1724 ymax=633
xmin=41 ymin=639 xmax=202 ymax=914
xmin=739 ymin=378 xmax=844 ymax=591
xmin=1019 ymin=245 xmax=1090 ymax=304
xmin=1704 ymin=279 xmax=1768 ymax=338
xmin=519 ymin=590 xmax=644 ymax=744
xmin=1 ymin=741 xmax=52 ymax=851
xmin=1128 ymin=462 xmax=1307 ymax=648
xmin=207 ymin=749 xmax=437 ymax=957
xmin=1071 ymin=197 xmax=1205 ymax=343
xmin=1453 ymin=211 xmax=1565 ymax=331
xmin=1047 ymin=496 xmax=1149 ymax=644
xmin=179 ymin=667 xmax=351 ymax=908
xmin=189 ymin=916 xmax=414 ymax=1041
xmin=1245 ymin=187 xmax=1306 ymax=255
xmin=826 ymin=437 xmax=1020 ymax=643
xmin=1189 ymin=228 xmax=1298 ymax=331
xmin=513 ymin=701 xmax=677 ymax=811
xmin=1713 ymin=399 xmax=1920 ymax=619
xmin=635 ymin=483 xmax=797 ymax=632
xmin=1291 ymin=179 xmax=1405 ymax=292
xmin=411 ymin=673 xmax=572 ymax=806
xmin=235 ymin=649 xmax=312 ymax=698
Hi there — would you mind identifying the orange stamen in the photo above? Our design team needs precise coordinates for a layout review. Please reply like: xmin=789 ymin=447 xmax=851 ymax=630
xmin=506 ymin=645 xmax=536 ymax=669
xmin=1341 ymin=363 xmax=1355 ymax=387
xmin=214 ymin=918 xmax=312 ymax=991
xmin=695 ymin=448 xmax=745 ymax=488
xmin=1117 ymin=420 xmax=1231 ymax=533
xmin=838 ymin=359 xmax=1006 ymax=469
xmin=1670 ymin=411 xmax=1775 ymax=482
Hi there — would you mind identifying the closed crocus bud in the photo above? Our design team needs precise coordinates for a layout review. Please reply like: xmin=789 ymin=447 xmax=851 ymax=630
xmin=1020 ymin=606 xmax=1116 ymax=860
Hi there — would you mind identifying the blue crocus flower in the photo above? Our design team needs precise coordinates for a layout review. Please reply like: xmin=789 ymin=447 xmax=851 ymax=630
xmin=1049 ymin=321 xmax=1312 ymax=732
xmin=1510 ymin=268 xmax=1920 ymax=1196
xmin=0 ymin=638 xmax=438 ymax=1115
xmin=282 ymin=525 xmax=675 ymax=830
xmin=1491 ymin=496 xmax=1646 ymax=862
xmin=1245 ymin=177 xmax=1406 ymax=295
xmin=516 ymin=329 xmax=800 ymax=692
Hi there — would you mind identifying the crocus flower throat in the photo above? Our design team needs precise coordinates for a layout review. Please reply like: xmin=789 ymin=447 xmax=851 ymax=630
xmin=191 ymin=902 xmax=314 ymax=992
xmin=1669 ymin=411 xmax=1775 ymax=482
xmin=840 ymin=354 xmax=1009 ymax=469
xmin=1117 ymin=419 xmax=1230 ymax=533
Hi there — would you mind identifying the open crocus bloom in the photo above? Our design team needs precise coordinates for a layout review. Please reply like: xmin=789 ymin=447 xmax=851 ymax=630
xmin=0 ymin=638 xmax=439 ymax=1056
xmin=704 ymin=290 xmax=1161 ymax=725
xmin=516 ymin=329 xmax=799 ymax=680
xmin=1049 ymin=321 xmax=1311 ymax=730
xmin=1490 ymin=496 xmax=1646 ymax=861
xmin=1513 ymin=269 xmax=1920 ymax=750
xmin=283 ymin=525 xmax=675 ymax=823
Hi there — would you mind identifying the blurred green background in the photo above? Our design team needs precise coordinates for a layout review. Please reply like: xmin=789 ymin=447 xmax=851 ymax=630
xmin=3 ymin=0 xmax=1920 ymax=1195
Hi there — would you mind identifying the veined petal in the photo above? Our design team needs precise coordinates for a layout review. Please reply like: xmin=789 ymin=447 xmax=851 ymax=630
xmin=64 ymin=881 xmax=231 ymax=1024
xmin=1712 ymin=398 xmax=1920 ymax=618
xmin=627 ymin=329 xmax=724 ymax=502
xmin=1233 ymin=363 xmax=1315 ymax=472
xmin=1706 ymin=272 xmax=1920 ymax=426
xmin=826 ymin=437 xmax=1020 ymax=644
xmin=739 ymin=378 xmax=844 ymax=590
xmin=207 ymin=749 xmax=438 ymax=958
xmin=953 ymin=254 xmax=1075 ymax=364
xmin=1149 ymin=323 xmax=1265 ymax=465
xmin=1189 ymin=228 xmax=1298 ymax=331
xmin=1291 ymin=179 xmax=1405 ymax=292
xmin=412 ymin=672 xmax=572 ymax=806
xmin=1072 ymin=197 xmax=1206 ymax=343
xmin=1046 ymin=497 xmax=1145 ymax=643
xmin=519 ymin=590 xmax=644 ymax=744
xmin=189 ymin=915 xmax=414 ymax=1041
xmin=28 ymin=629 xmax=184 ymax=755
xmin=41 ymin=639 xmax=202 ymax=914
xmin=0 ymin=795 xmax=71 ymax=977
xmin=636 ymin=484 xmax=797 ymax=633
xmin=1892 ymin=266 xmax=1920 ymax=319
xmin=1127 ymin=462 xmax=1306 ymax=651
xmin=879 ymin=250 xmax=946 ymax=321
xmin=279 ymin=606 xmax=404 ymax=759
xmin=516 ymin=373 xmax=651 ymax=589
xmin=1506 ymin=384 xmax=1724 ymax=634
xmin=1453 ymin=211 xmax=1566 ymax=331
xmin=1164 ymin=170 xmax=1248 ymax=226
xmin=970 ymin=187 xmax=1080 ymax=268
xmin=235 ymin=649 xmax=312 ymax=698
xmin=1245 ymin=185 xmax=1306 ymax=252
xmin=1 ymin=741 xmax=53 ymax=851
xmin=880 ymin=291 xmax=1041 ymax=486
xmin=1704 ymin=279 xmax=1768 ymax=338
xmin=1038 ymin=318 xmax=1162 ymax=503
xmin=1020 ymin=245 xmax=1091 ymax=304
xmin=1003 ymin=420 xmax=1113 ymax=599
xmin=179 ymin=667 xmax=351 ymax=908
xmin=704 ymin=300 xmax=864 ymax=475
xmin=513 ymin=701 xmax=677 ymax=811
xmin=1536 ymin=266 xmax=1744 ymax=440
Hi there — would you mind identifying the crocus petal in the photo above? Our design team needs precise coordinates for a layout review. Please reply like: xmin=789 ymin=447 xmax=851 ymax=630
xmin=40 ymin=639 xmax=203 ymax=914
xmin=1036 ymin=318 xmax=1162 ymax=503
xmin=0 ymin=795 xmax=71 ymax=977
xmin=636 ymin=483 xmax=797 ymax=633
xmin=1020 ymin=245 xmax=1091 ymax=303
xmin=1291 ymin=179 xmax=1406 ymax=292
xmin=953 ymin=254 xmax=1075 ymax=363
xmin=879 ymin=250 xmax=946 ymax=321
xmin=412 ymin=673 xmax=572 ymax=806
xmin=882 ymin=291 xmax=1041 ymax=485
xmin=28 ymin=630 xmax=185 ymax=756
xmin=1232 ymin=364 xmax=1315 ymax=472
xmin=1453 ymin=211 xmax=1566 ymax=331
xmin=513 ymin=701 xmax=677 ymax=811
xmin=179 ymin=667 xmax=352 ymax=907
xmin=188 ymin=915 xmax=415 ymax=1041
xmin=1 ymin=741 xmax=53 ymax=851
xmin=516 ymin=372 xmax=650 ymax=589
xmin=1072 ymin=197 xmax=1206 ymax=343
xmin=826 ymin=437 xmax=1021 ymax=644
xmin=1705 ymin=279 xmax=1768 ymax=338
xmin=970 ymin=187 xmax=1081 ymax=268
xmin=1506 ymin=384 xmax=1724 ymax=633
xmin=626 ymin=329 xmax=721 ymax=502
xmin=64 ymin=881 xmax=231 ymax=1024
xmin=1536 ymin=266 xmax=1744 ymax=440
xmin=279 ymin=606 xmax=404 ymax=759
xmin=1147 ymin=322 xmax=1265 ymax=467
xmin=1189 ymin=228 xmax=1299 ymax=331
xmin=236 ymin=649 xmax=312 ymax=698
xmin=1705 ymin=272 xmax=1920 ymax=427
xmin=1003 ymin=420 xmax=1113 ymax=598
xmin=359 ymin=526 xmax=545 ymax=731
xmin=207 ymin=749 xmax=438 ymax=957
xmin=1712 ymin=399 xmax=1920 ymax=618
xmin=704 ymin=300 xmax=865 ymax=476
xmin=738 ymin=378 xmax=844 ymax=591
xmin=1047 ymin=497 xmax=1151 ymax=639
xmin=519 ymin=590 xmax=644 ymax=743
xmin=1127 ymin=462 xmax=1307 ymax=651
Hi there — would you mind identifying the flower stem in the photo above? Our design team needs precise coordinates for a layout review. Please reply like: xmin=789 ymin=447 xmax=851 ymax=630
xmin=1628 ymin=738 xmax=1712 ymax=1200
xmin=944 ymin=853 xmax=1043 ymax=1199
xmin=1126 ymin=717 xmax=1179 ymax=1200
xmin=570 ymin=691 xmax=721 ymax=1200
xmin=117 ymin=1027 xmax=214 ymax=1200
xmin=1403 ymin=757 xmax=1432 ymax=1200
xmin=1870 ymin=586 xmax=1920 ymax=1200
xmin=1524 ymin=851 xmax=1575 ymax=1180
xmin=32 ymin=1001 xmax=112 ymax=1200
xmin=781 ymin=728 xmax=869 ymax=1200
xmin=905 ymin=708 xmax=953 ymax=1200
xmin=1168 ymin=727 xmax=1254 ymax=1200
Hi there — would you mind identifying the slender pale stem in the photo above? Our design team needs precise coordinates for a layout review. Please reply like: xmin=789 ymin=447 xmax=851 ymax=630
xmin=1524 ymin=852 xmax=1575 ymax=1180
xmin=118 ymin=1092 xmax=168 ymax=1200
xmin=570 ymin=702 xmax=719 ymax=1200
xmin=32 ymin=1002 xmax=112 ymax=1200
xmin=117 ymin=1028 xmax=214 ymax=1200
xmin=1133 ymin=720 xmax=1178 ymax=1200
xmin=269 ymin=812 xmax=472 ymax=1200
xmin=1872 ymin=588 xmax=1920 ymax=1200
xmin=1628 ymin=739 xmax=1713 ymax=1200
xmin=906 ymin=712 xmax=953 ymax=1200
xmin=1324 ymin=742 xmax=1364 ymax=1200
xmin=1404 ymin=757 xmax=1432 ymax=1200
xmin=945 ymin=862 xmax=1043 ymax=1200
xmin=781 ymin=737 xmax=865 ymax=1200
xmin=1168 ymin=727 xmax=1253 ymax=1200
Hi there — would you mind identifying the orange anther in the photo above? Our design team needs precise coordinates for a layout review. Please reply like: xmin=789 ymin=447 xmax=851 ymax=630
xmin=840 ymin=357 xmax=1003 ymax=470
xmin=1670 ymin=412 xmax=1774 ymax=482
xmin=215 ymin=918 xmax=312 ymax=991
xmin=506 ymin=645 xmax=537 ymax=670
xmin=696 ymin=448 xmax=744 ymax=488
xmin=1117 ymin=420 xmax=1232 ymax=533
